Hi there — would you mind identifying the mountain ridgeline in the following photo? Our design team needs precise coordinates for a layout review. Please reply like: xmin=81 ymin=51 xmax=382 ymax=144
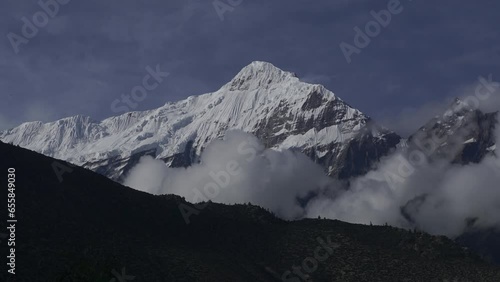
xmin=2 ymin=141 xmax=500 ymax=281
xmin=0 ymin=61 xmax=499 ymax=280
xmin=0 ymin=62 xmax=403 ymax=181
xmin=1 ymin=62 xmax=496 ymax=184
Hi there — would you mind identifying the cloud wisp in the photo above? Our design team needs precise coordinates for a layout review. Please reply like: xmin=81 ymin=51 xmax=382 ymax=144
xmin=125 ymin=127 xmax=500 ymax=237
xmin=124 ymin=131 xmax=336 ymax=220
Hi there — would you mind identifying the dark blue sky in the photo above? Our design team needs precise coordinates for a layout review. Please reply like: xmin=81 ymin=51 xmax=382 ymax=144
xmin=1 ymin=0 xmax=499 ymax=134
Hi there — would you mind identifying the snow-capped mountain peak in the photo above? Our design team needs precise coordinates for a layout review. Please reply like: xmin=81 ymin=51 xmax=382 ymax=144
xmin=0 ymin=61 xmax=400 ymax=181
xmin=226 ymin=61 xmax=300 ymax=92
xmin=406 ymin=97 xmax=497 ymax=163
xmin=443 ymin=97 xmax=475 ymax=117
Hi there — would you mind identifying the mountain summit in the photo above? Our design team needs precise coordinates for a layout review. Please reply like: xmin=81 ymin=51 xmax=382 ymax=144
xmin=406 ymin=97 xmax=497 ymax=164
xmin=1 ymin=61 xmax=401 ymax=181
xmin=227 ymin=61 xmax=299 ymax=91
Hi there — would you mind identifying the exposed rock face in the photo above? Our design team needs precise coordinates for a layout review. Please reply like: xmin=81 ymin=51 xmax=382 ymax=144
xmin=0 ymin=61 xmax=401 ymax=181
xmin=2 ymin=64 xmax=495 ymax=183
xmin=458 ymin=111 xmax=497 ymax=163
xmin=402 ymin=98 xmax=498 ymax=164
xmin=0 ymin=62 xmax=497 ymax=181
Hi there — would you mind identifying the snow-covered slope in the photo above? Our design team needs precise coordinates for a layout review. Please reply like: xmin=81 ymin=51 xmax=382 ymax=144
xmin=0 ymin=61 xmax=401 ymax=181
xmin=403 ymin=98 xmax=497 ymax=163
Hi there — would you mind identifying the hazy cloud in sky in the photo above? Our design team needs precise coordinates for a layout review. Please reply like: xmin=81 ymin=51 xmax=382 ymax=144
xmin=380 ymin=74 xmax=500 ymax=137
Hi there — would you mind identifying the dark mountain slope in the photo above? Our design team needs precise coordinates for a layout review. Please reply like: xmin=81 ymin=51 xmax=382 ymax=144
xmin=406 ymin=99 xmax=497 ymax=164
xmin=1 ymin=141 xmax=500 ymax=281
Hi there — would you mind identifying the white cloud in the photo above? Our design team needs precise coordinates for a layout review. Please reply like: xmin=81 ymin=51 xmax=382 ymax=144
xmin=306 ymin=125 xmax=500 ymax=237
xmin=125 ymin=127 xmax=500 ymax=237
xmin=124 ymin=131 xmax=337 ymax=219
